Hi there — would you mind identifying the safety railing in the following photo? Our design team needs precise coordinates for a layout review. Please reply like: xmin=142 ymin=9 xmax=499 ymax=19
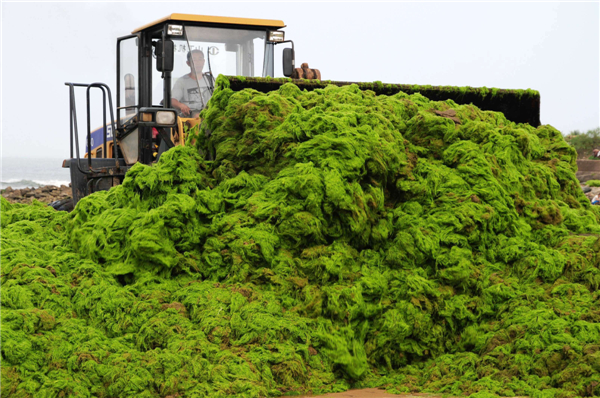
xmin=65 ymin=82 xmax=118 ymax=174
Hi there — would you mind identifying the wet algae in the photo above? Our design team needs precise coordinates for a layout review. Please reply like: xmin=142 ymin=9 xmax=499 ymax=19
xmin=2 ymin=76 xmax=600 ymax=398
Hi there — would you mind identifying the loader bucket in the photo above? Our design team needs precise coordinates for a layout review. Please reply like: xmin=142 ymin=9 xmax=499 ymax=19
xmin=227 ymin=77 xmax=541 ymax=127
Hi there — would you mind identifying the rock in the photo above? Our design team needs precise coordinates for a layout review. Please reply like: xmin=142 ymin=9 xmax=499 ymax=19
xmin=7 ymin=192 xmax=21 ymax=200
xmin=2 ymin=185 xmax=72 ymax=206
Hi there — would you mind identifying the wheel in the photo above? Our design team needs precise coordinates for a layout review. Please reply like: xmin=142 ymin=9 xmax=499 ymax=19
xmin=49 ymin=198 xmax=74 ymax=212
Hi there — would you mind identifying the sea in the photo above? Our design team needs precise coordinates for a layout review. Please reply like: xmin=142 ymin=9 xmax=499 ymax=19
xmin=1 ymin=157 xmax=71 ymax=190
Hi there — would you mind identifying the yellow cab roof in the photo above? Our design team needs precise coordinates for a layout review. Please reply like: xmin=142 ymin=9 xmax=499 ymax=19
xmin=133 ymin=13 xmax=286 ymax=33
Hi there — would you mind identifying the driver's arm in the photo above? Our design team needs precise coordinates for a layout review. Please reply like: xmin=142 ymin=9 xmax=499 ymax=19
xmin=171 ymin=78 xmax=191 ymax=116
xmin=171 ymin=98 xmax=190 ymax=116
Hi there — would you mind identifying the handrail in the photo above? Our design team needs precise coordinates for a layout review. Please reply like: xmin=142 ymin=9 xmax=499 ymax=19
xmin=65 ymin=82 xmax=119 ymax=175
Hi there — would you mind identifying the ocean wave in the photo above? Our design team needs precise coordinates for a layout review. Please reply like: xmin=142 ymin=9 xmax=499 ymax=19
xmin=1 ymin=179 xmax=71 ymax=190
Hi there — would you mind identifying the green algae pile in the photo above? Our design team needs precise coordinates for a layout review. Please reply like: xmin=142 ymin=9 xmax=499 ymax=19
xmin=2 ymin=76 xmax=600 ymax=398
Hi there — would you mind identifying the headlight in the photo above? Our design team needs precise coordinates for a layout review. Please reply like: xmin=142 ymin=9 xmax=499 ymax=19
xmin=156 ymin=111 xmax=176 ymax=125
xmin=268 ymin=31 xmax=285 ymax=42
xmin=168 ymin=25 xmax=183 ymax=36
xmin=137 ymin=107 xmax=178 ymax=127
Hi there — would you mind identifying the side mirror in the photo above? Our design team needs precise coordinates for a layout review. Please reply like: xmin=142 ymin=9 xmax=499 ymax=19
xmin=283 ymin=48 xmax=295 ymax=77
xmin=155 ymin=39 xmax=174 ymax=72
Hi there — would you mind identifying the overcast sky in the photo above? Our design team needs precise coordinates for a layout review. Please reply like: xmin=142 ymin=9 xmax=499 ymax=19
xmin=1 ymin=1 xmax=599 ymax=159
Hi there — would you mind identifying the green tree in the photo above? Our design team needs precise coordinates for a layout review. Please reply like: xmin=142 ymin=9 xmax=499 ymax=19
xmin=564 ymin=127 xmax=600 ymax=159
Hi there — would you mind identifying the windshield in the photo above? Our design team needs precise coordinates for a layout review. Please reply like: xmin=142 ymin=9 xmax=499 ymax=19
xmin=152 ymin=25 xmax=267 ymax=110
xmin=182 ymin=25 xmax=266 ymax=77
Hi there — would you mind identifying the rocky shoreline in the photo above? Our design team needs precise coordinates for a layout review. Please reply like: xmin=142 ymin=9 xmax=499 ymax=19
xmin=1 ymin=185 xmax=72 ymax=205
xmin=2 ymin=182 xmax=599 ymax=208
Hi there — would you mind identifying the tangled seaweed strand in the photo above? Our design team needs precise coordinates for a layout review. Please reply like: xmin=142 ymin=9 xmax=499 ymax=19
xmin=2 ymin=75 xmax=600 ymax=398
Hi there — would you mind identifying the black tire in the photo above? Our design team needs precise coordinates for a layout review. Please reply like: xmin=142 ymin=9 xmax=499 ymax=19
xmin=49 ymin=197 xmax=74 ymax=212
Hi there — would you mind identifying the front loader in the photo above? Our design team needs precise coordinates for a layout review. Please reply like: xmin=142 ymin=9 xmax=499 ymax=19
xmin=60 ymin=13 xmax=541 ymax=210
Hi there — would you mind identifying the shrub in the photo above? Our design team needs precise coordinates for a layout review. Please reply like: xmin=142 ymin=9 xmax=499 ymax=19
xmin=564 ymin=127 xmax=600 ymax=159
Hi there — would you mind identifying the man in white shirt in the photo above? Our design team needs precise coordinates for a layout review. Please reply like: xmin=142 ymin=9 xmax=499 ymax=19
xmin=171 ymin=50 xmax=214 ymax=118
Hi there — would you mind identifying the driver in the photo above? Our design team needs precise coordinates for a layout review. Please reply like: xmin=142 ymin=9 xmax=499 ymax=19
xmin=171 ymin=49 xmax=214 ymax=118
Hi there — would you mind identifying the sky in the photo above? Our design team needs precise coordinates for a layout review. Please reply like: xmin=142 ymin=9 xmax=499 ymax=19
xmin=1 ymin=1 xmax=599 ymax=160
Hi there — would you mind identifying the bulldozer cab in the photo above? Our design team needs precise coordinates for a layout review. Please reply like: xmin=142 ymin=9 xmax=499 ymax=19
xmin=116 ymin=14 xmax=288 ymax=165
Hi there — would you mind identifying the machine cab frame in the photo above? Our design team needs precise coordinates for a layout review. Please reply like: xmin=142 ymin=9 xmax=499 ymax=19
xmin=115 ymin=14 xmax=287 ymax=165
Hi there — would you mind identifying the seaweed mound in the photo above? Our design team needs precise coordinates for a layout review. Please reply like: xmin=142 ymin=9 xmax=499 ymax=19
xmin=2 ymin=76 xmax=600 ymax=398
